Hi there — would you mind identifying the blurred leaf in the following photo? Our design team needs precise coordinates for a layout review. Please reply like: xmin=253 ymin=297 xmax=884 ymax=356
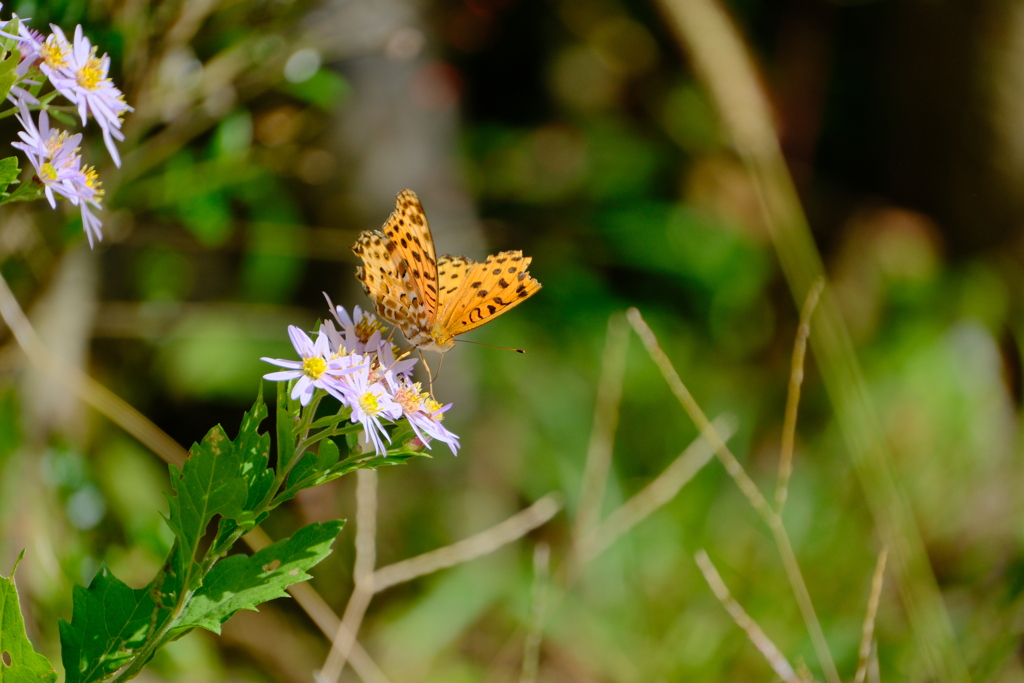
xmin=0 ymin=390 xmax=20 ymax=473
xmin=0 ymin=555 xmax=57 ymax=683
xmin=212 ymin=111 xmax=253 ymax=158
xmin=176 ymin=520 xmax=344 ymax=634
xmin=59 ymin=566 xmax=163 ymax=683
xmin=176 ymin=191 xmax=234 ymax=246
xmin=280 ymin=69 xmax=351 ymax=111
xmin=159 ymin=313 xmax=285 ymax=400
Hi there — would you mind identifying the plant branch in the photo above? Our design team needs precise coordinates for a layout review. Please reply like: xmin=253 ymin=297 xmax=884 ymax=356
xmin=694 ymin=550 xmax=800 ymax=683
xmin=776 ymin=278 xmax=823 ymax=513
xmin=573 ymin=414 xmax=735 ymax=569
xmin=855 ymin=547 xmax=889 ymax=683
xmin=628 ymin=308 xmax=840 ymax=683
xmin=574 ymin=313 xmax=630 ymax=544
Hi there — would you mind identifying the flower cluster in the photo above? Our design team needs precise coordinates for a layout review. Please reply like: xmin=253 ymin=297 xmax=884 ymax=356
xmin=2 ymin=12 xmax=132 ymax=247
xmin=261 ymin=301 xmax=459 ymax=457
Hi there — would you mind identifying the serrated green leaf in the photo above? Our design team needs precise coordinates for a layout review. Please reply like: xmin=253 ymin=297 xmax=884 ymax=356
xmin=0 ymin=72 xmax=17 ymax=106
xmin=0 ymin=557 xmax=57 ymax=683
xmin=0 ymin=158 xmax=20 ymax=196
xmin=164 ymin=424 xmax=249 ymax=594
xmin=212 ymin=392 xmax=275 ymax=546
xmin=238 ymin=390 xmax=273 ymax=511
xmin=0 ymin=19 xmax=19 ymax=52
xmin=176 ymin=520 xmax=344 ymax=633
xmin=59 ymin=566 xmax=166 ymax=683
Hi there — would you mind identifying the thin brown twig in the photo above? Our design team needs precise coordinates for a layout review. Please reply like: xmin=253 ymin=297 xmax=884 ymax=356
xmin=654 ymin=0 xmax=966 ymax=678
xmin=319 ymin=468 xmax=378 ymax=683
xmin=519 ymin=543 xmax=551 ymax=683
xmin=627 ymin=308 xmax=840 ymax=683
xmin=574 ymin=415 xmax=736 ymax=567
xmin=694 ymin=550 xmax=800 ymax=683
xmin=855 ymin=547 xmax=889 ymax=683
xmin=371 ymin=494 xmax=562 ymax=593
xmin=574 ymin=313 xmax=630 ymax=543
xmin=776 ymin=278 xmax=824 ymax=514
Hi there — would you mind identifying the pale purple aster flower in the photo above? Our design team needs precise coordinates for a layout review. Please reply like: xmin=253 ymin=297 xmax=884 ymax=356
xmin=53 ymin=26 xmax=132 ymax=167
xmin=389 ymin=378 xmax=460 ymax=455
xmin=261 ymin=325 xmax=362 ymax=406
xmin=375 ymin=334 xmax=417 ymax=381
xmin=335 ymin=362 xmax=402 ymax=456
xmin=80 ymin=202 xmax=102 ymax=248
xmin=14 ymin=25 xmax=71 ymax=80
xmin=325 ymin=295 xmax=387 ymax=354
xmin=13 ymin=104 xmax=85 ymax=207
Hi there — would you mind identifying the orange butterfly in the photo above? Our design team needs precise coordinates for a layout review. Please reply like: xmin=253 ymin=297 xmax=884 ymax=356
xmin=352 ymin=190 xmax=541 ymax=354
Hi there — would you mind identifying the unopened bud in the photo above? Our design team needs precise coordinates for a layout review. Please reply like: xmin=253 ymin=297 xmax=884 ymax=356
xmin=404 ymin=436 xmax=427 ymax=452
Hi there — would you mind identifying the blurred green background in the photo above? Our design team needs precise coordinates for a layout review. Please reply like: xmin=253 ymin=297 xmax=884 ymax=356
xmin=2 ymin=0 xmax=1024 ymax=681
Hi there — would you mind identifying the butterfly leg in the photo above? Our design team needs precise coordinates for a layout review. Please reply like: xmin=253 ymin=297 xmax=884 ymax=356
xmin=419 ymin=349 xmax=435 ymax=397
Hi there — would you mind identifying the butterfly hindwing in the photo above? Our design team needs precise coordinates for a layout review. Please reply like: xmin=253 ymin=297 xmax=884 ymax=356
xmin=380 ymin=190 xmax=439 ymax=325
xmin=439 ymin=251 xmax=542 ymax=336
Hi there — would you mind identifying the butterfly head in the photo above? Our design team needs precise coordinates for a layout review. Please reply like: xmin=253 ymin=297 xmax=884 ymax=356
xmin=420 ymin=326 xmax=456 ymax=354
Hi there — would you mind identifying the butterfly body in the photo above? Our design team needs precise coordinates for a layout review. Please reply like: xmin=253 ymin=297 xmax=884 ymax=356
xmin=352 ymin=190 xmax=541 ymax=353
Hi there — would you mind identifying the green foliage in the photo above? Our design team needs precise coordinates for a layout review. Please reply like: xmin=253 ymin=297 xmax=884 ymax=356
xmin=0 ymin=158 xmax=19 ymax=196
xmin=176 ymin=520 xmax=344 ymax=634
xmin=59 ymin=568 xmax=157 ymax=683
xmin=0 ymin=555 xmax=57 ymax=683
xmin=50 ymin=380 xmax=434 ymax=682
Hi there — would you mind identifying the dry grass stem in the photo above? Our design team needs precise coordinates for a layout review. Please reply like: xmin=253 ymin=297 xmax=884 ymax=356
xmin=694 ymin=550 xmax=800 ymax=683
xmin=575 ymin=414 xmax=736 ymax=567
xmin=372 ymin=493 xmax=562 ymax=593
xmin=855 ymin=547 xmax=889 ymax=683
xmin=628 ymin=307 xmax=839 ymax=683
xmin=776 ymin=278 xmax=824 ymax=513
xmin=320 ymin=469 xmax=379 ymax=683
xmin=654 ymin=0 xmax=966 ymax=678
xmin=519 ymin=543 xmax=551 ymax=683
xmin=574 ymin=313 xmax=630 ymax=544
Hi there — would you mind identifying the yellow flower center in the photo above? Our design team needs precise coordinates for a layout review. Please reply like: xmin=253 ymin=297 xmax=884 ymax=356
xmin=359 ymin=391 xmax=380 ymax=415
xmin=39 ymin=163 xmax=57 ymax=182
xmin=41 ymin=36 xmax=68 ymax=70
xmin=76 ymin=51 xmax=105 ymax=91
xmin=393 ymin=383 xmax=424 ymax=413
xmin=302 ymin=356 xmax=326 ymax=379
xmin=355 ymin=316 xmax=386 ymax=343
xmin=424 ymin=398 xmax=443 ymax=418
xmin=44 ymin=132 xmax=73 ymax=158
xmin=83 ymin=166 xmax=104 ymax=205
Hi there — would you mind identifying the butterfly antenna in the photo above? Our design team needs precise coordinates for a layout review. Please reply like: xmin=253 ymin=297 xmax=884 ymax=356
xmin=454 ymin=339 xmax=526 ymax=353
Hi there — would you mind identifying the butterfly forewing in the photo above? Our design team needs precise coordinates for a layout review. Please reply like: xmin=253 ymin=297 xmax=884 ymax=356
xmin=439 ymin=251 xmax=542 ymax=335
xmin=380 ymin=190 xmax=439 ymax=325
xmin=352 ymin=231 xmax=432 ymax=345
